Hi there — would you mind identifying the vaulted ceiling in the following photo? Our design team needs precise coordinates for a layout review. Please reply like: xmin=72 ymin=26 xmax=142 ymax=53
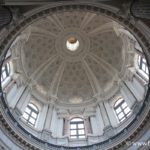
xmin=12 ymin=10 xmax=132 ymax=107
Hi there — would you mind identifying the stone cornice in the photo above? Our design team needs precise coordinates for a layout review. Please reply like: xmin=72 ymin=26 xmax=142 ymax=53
xmin=0 ymin=99 xmax=149 ymax=150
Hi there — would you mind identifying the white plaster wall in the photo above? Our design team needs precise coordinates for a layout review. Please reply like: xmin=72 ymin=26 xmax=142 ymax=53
xmin=44 ymin=105 xmax=53 ymax=130
xmin=7 ymin=85 xmax=26 ymax=110
xmin=36 ymin=104 xmax=48 ymax=130
xmin=120 ymin=82 xmax=136 ymax=109
xmin=16 ymin=87 xmax=30 ymax=114
xmin=104 ymin=101 xmax=118 ymax=128
xmin=95 ymin=106 xmax=104 ymax=135
xmin=6 ymin=84 xmax=17 ymax=105
xmin=50 ymin=108 xmax=57 ymax=137
xmin=125 ymin=77 xmax=146 ymax=102
xmin=90 ymin=116 xmax=99 ymax=135
xmin=56 ymin=118 xmax=63 ymax=137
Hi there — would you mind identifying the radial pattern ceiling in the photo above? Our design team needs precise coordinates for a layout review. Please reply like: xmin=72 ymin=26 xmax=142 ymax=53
xmin=13 ymin=10 xmax=127 ymax=107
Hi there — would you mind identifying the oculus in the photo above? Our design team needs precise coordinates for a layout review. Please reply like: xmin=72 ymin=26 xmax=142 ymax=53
xmin=66 ymin=37 xmax=79 ymax=51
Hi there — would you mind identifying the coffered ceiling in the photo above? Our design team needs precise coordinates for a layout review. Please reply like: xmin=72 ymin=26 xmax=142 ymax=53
xmin=11 ymin=10 xmax=132 ymax=107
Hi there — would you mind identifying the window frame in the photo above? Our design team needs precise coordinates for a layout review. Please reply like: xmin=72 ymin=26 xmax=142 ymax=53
xmin=22 ymin=103 xmax=39 ymax=127
xmin=114 ymin=98 xmax=131 ymax=122
xmin=1 ymin=62 xmax=10 ymax=83
xmin=138 ymin=55 xmax=149 ymax=75
xmin=70 ymin=118 xmax=86 ymax=139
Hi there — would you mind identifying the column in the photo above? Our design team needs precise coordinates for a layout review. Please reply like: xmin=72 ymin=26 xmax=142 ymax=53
xmin=90 ymin=116 xmax=99 ymax=135
xmin=98 ymin=102 xmax=111 ymax=128
xmin=44 ymin=104 xmax=54 ymax=130
xmin=63 ymin=118 xmax=69 ymax=136
xmin=57 ymin=118 xmax=63 ymax=137
xmin=37 ymin=104 xmax=48 ymax=130
xmin=16 ymin=87 xmax=30 ymax=114
xmin=6 ymin=84 xmax=14 ymax=104
xmin=120 ymin=82 xmax=137 ymax=109
xmin=125 ymin=76 xmax=146 ymax=102
xmin=20 ymin=93 xmax=31 ymax=114
xmin=7 ymin=85 xmax=25 ymax=109
xmin=104 ymin=101 xmax=118 ymax=127
xmin=96 ymin=106 xmax=104 ymax=135
xmin=84 ymin=117 xmax=92 ymax=134
xmin=99 ymin=102 xmax=114 ymax=138
xmin=50 ymin=107 xmax=57 ymax=136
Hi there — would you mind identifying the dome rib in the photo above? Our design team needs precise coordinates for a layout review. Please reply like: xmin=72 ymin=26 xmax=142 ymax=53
xmin=47 ymin=15 xmax=65 ymax=31
xmin=30 ymin=54 xmax=58 ymax=80
xmin=80 ymin=12 xmax=96 ymax=29
xmin=82 ymin=59 xmax=102 ymax=95
xmin=47 ymin=60 xmax=66 ymax=99
xmin=32 ymin=55 xmax=59 ymax=88
xmin=89 ymin=53 xmax=118 ymax=76
xmin=29 ymin=26 xmax=58 ymax=38
xmin=88 ymin=22 xmax=114 ymax=36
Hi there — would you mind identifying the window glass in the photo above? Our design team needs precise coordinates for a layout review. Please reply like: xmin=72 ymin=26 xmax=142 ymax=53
xmin=71 ymin=130 xmax=77 ymax=135
xmin=78 ymin=124 xmax=84 ymax=129
xmin=28 ymin=103 xmax=38 ymax=111
xmin=78 ymin=130 xmax=85 ymax=135
xmin=114 ymin=98 xmax=123 ymax=107
xmin=124 ymin=107 xmax=130 ymax=114
xmin=23 ymin=113 xmax=28 ymax=120
xmin=118 ymin=112 xmax=124 ymax=119
xmin=70 ymin=124 xmax=76 ymax=129
xmin=70 ymin=136 xmax=77 ymax=139
xmin=114 ymin=98 xmax=132 ymax=122
xmin=29 ymin=118 xmax=35 ymax=124
xmin=22 ymin=103 xmax=39 ymax=127
xmin=70 ymin=118 xmax=85 ymax=139
xmin=1 ymin=62 xmax=10 ymax=83
xmin=122 ymin=102 xmax=127 ymax=109
xmin=127 ymin=112 xmax=131 ymax=117
xmin=71 ymin=118 xmax=83 ymax=122
xmin=116 ymin=107 xmax=121 ymax=114
xmin=138 ymin=55 xmax=149 ymax=76
xmin=79 ymin=135 xmax=85 ymax=138
xmin=31 ymin=112 xmax=37 ymax=118
xmin=120 ymin=117 xmax=125 ymax=122
xmin=25 ymin=107 xmax=31 ymax=114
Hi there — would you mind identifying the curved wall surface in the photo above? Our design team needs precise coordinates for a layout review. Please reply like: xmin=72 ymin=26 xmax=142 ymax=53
xmin=0 ymin=1 xmax=150 ymax=150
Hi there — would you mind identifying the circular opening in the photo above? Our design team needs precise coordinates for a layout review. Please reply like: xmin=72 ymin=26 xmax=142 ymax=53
xmin=66 ymin=37 xmax=79 ymax=51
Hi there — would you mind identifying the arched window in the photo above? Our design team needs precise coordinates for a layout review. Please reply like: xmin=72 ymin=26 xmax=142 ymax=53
xmin=22 ymin=103 xmax=39 ymax=127
xmin=70 ymin=118 xmax=85 ymax=139
xmin=1 ymin=62 xmax=10 ymax=83
xmin=138 ymin=55 xmax=149 ymax=75
xmin=114 ymin=98 xmax=131 ymax=122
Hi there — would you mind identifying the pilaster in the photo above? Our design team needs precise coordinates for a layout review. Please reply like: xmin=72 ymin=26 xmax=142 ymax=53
xmin=120 ymin=81 xmax=137 ymax=109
